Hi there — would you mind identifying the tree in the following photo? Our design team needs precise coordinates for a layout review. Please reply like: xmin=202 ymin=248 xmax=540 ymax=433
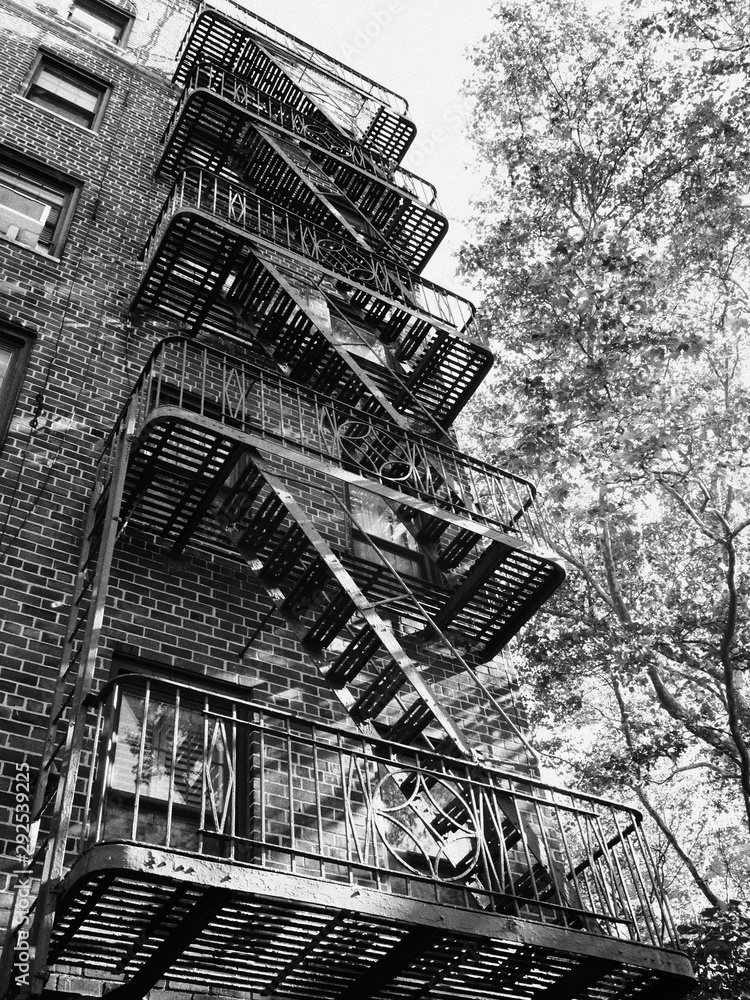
xmin=458 ymin=0 xmax=750 ymax=938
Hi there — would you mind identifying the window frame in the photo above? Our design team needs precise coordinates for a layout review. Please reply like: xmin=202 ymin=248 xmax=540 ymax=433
xmin=0 ymin=149 xmax=81 ymax=258
xmin=0 ymin=326 xmax=35 ymax=450
xmin=90 ymin=662 xmax=253 ymax=859
xmin=22 ymin=51 xmax=111 ymax=132
xmin=67 ymin=0 xmax=134 ymax=47
xmin=348 ymin=485 xmax=430 ymax=583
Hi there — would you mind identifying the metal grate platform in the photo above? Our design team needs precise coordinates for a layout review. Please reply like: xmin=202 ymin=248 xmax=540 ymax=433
xmin=174 ymin=4 xmax=416 ymax=162
xmin=158 ymin=63 xmax=445 ymax=272
xmin=47 ymin=844 xmax=695 ymax=1000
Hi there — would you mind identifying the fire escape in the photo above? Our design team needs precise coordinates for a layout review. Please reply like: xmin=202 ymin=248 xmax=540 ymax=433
xmin=0 ymin=5 xmax=694 ymax=1000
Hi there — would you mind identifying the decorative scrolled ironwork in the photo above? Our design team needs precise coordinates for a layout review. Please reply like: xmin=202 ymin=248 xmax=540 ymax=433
xmin=373 ymin=769 xmax=480 ymax=881
xmin=176 ymin=60 xmax=439 ymax=208
xmin=103 ymin=338 xmax=543 ymax=543
xmin=86 ymin=674 xmax=683 ymax=949
xmin=141 ymin=168 xmax=475 ymax=336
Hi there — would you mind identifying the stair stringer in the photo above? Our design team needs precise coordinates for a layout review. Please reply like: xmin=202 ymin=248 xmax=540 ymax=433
xmin=211 ymin=450 xmax=479 ymax=758
xmin=8 ymin=402 xmax=138 ymax=999
xmin=212 ymin=451 xmax=582 ymax=922
xmin=224 ymin=256 xmax=476 ymax=563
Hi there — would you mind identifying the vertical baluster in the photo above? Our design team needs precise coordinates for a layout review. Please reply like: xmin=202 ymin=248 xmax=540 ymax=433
xmin=511 ymin=475 xmax=530 ymax=538
xmin=259 ymin=716 xmax=267 ymax=869
xmin=464 ymin=461 xmax=481 ymax=520
xmin=552 ymin=795 xmax=593 ymax=923
xmin=165 ymin=687 xmax=179 ymax=850
xmin=635 ymin=814 xmax=679 ymax=946
xmin=603 ymin=805 xmax=642 ymax=942
xmin=588 ymin=807 xmax=627 ymax=933
xmin=91 ymin=685 xmax=116 ymax=846
xmin=199 ymin=693 xmax=210 ymax=858
xmin=199 ymin=343 xmax=207 ymax=417
xmin=618 ymin=809 xmax=664 ymax=946
xmin=131 ymin=681 xmax=151 ymax=842
xmin=239 ymin=360 xmax=247 ymax=428
xmin=296 ymin=383 xmax=304 ymax=450
xmin=177 ymin=339 xmax=186 ymax=409
xmin=338 ymin=739 xmax=353 ymax=882
xmin=513 ymin=787 xmax=545 ymax=921
xmin=260 ymin=369 xmax=265 ymax=439
xmin=529 ymin=787 xmax=570 ymax=923
xmin=364 ymin=742 xmax=381 ymax=891
xmin=488 ymin=778 xmax=520 ymax=914
xmin=312 ymin=735 xmax=324 ymax=880
xmin=229 ymin=703 xmax=238 ymax=862
xmin=286 ymin=721 xmax=295 ymax=870
xmin=571 ymin=803 xmax=609 ymax=925
xmin=80 ymin=696 xmax=104 ymax=852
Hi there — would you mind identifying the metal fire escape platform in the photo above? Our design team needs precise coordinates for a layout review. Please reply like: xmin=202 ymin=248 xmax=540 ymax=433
xmin=37 ymin=689 xmax=694 ymax=1000
xmin=130 ymin=169 xmax=489 ymax=427
xmin=158 ymin=61 xmax=446 ymax=271
xmin=107 ymin=338 xmax=564 ymax=667
xmin=46 ymin=846 xmax=694 ymax=1000
xmin=174 ymin=2 xmax=417 ymax=163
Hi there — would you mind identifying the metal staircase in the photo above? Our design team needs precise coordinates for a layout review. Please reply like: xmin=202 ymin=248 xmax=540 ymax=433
xmin=0 ymin=3 xmax=695 ymax=999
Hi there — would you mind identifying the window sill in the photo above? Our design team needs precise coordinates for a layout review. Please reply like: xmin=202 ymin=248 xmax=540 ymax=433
xmin=15 ymin=95 xmax=104 ymax=136
xmin=0 ymin=232 xmax=62 ymax=262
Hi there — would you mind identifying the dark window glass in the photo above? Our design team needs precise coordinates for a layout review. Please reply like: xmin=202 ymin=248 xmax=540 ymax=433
xmin=25 ymin=55 xmax=109 ymax=129
xmin=0 ymin=327 xmax=35 ymax=448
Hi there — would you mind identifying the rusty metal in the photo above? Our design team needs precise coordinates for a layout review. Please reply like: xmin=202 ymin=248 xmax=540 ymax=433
xmin=82 ymin=675 xmax=682 ymax=950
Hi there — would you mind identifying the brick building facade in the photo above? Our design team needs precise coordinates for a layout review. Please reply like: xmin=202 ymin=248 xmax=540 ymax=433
xmin=0 ymin=1 xmax=694 ymax=998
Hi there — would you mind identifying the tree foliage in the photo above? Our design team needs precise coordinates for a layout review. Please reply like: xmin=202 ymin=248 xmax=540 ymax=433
xmin=459 ymin=0 xmax=750 ymax=936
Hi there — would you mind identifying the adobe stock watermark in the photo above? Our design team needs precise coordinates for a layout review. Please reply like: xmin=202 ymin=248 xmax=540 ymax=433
xmin=406 ymin=96 xmax=475 ymax=171
xmin=12 ymin=761 xmax=32 ymax=987
xmin=337 ymin=0 xmax=405 ymax=62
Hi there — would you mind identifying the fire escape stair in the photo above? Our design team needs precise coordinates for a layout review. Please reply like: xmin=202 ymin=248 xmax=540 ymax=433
xmin=114 ymin=398 xmax=564 ymax=670
xmin=133 ymin=205 xmax=489 ymax=428
xmin=204 ymin=455 xmax=586 ymax=929
xmin=0 ymin=6 xmax=698 ymax=999
xmin=210 ymin=453 xmax=471 ymax=755
xmin=174 ymin=7 xmax=416 ymax=163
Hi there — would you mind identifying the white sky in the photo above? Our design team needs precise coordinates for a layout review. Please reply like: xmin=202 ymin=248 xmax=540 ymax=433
xmin=247 ymin=0 xmax=497 ymax=297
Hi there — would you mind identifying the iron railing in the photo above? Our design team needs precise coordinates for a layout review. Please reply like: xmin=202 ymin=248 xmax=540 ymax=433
xmin=176 ymin=1 xmax=410 ymax=119
xmin=165 ymin=61 xmax=441 ymax=211
xmin=141 ymin=168 xmax=475 ymax=336
xmin=103 ymin=337 xmax=546 ymax=546
xmin=83 ymin=675 xmax=682 ymax=951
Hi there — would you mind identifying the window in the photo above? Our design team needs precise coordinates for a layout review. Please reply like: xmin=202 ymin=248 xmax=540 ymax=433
xmin=0 ymin=154 xmax=79 ymax=257
xmin=94 ymin=674 xmax=249 ymax=858
xmin=350 ymin=486 xmax=425 ymax=580
xmin=24 ymin=54 xmax=109 ymax=130
xmin=68 ymin=0 xmax=132 ymax=45
xmin=0 ymin=327 xmax=35 ymax=449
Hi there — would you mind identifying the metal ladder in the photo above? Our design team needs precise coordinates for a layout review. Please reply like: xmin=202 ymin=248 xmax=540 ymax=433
xmin=0 ymin=406 xmax=137 ymax=998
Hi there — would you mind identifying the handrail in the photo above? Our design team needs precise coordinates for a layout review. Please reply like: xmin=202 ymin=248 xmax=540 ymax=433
xmin=165 ymin=61 xmax=441 ymax=212
xmin=82 ymin=673 xmax=682 ymax=951
xmin=100 ymin=337 xmax=545 ymax=545
xmin=177 ymin=0 xmax=410 ymax=119
xmin=141 ymin=167 xmax=476 ymax=336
